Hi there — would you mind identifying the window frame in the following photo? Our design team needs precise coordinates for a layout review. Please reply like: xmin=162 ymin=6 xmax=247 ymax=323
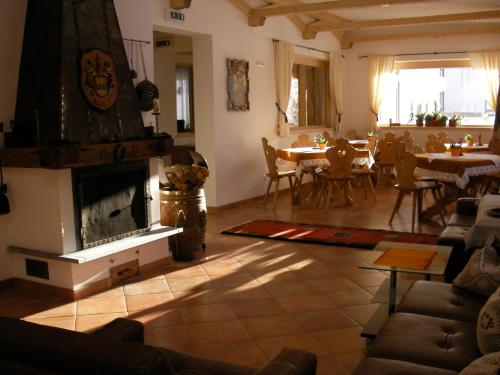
xmin=379 ymin=58 xmax=494 ymax=129
xmin=175 ymin=63 xmax=195 ymax=135
xmin=288 ymin=54 xmax=331 ymax=131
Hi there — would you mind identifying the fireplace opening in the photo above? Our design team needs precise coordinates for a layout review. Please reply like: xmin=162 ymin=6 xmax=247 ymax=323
xmin=72 ymin=161 xmax=151 ymax=250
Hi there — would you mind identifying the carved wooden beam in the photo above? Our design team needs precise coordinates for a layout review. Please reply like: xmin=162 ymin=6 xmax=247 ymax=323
xmin=170 ymin=0 xmax=191 ymax=10
xmin=306 ymin=10 xmax=500 ymax=32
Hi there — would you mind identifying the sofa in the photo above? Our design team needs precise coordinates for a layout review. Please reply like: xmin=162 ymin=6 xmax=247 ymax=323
xmin=0 ymin=317 xmax=317 ymax=375
xmin=354 ymin=195 xmax=500 ymax=374
xmin=353 ymin=280 xmax=488 ymax=374
xmin=438 ymin=197 xmax=480 ymax=283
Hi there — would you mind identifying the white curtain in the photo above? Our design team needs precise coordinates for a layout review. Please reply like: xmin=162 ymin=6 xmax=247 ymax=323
xmin=330 ymin=52 xmax=344 ymax=132
xmin=274 ymin=40 xmax=294 ymax=137
xmin=368 ymin=55 xmax=394 ymax=130
xmin=176 ymin=66 xmax=191 ymax=130
xmin=470 ymin=50 xmax=500 ymax=111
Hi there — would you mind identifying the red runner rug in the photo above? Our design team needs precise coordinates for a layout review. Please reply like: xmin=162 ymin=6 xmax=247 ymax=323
xmin=221 ymin=220 xmax=438 ymax=249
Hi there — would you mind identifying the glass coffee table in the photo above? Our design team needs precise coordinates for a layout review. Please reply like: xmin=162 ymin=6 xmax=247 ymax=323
xmin=358 ymin=241 xmax=453 ymax=338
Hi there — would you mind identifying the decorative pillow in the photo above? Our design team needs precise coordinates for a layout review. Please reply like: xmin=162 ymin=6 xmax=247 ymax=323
xmin=477 ymin=286 xmax=500 ymax=354
xmin=453 ymin=234 xmax=500 ymax=296
xmin=459 ymin=351 xmax=500 ymax=375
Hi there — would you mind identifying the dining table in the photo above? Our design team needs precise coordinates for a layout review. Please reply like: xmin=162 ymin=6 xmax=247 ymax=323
xmin=276 ymin=146 xmax=375 ymax=206
xmin=414 ymin=152 xmax=500 ymax=220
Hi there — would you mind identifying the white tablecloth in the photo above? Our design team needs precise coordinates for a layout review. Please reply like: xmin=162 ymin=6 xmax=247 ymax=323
xmin=414 ymin=153 xmax=500 ymax=189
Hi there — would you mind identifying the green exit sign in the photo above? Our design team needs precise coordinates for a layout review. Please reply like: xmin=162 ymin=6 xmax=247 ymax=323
xmin=170 ymin=10 xmax=185 ymax=21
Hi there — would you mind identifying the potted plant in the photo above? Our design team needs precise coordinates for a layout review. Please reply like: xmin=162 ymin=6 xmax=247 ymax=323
xmin=425 ymin=112 xmax=446 ymax=127
xmin=367 ymin=131 xmax=378 ymax=143
xmin=415 ymin=112 xmax=425 ymax=127
xmin=314 ymin=135 xmax=328 ymax=149
xmin=448 ymin=114 xmax=462 ymax=128
xmin=464 ymin=134 xmax=473 ymax=147
xmin=449 ymin=141 xmax=462 ymax=157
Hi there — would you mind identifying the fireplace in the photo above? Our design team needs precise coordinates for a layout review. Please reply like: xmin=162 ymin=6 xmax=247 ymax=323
xmin=72 ymin=161 xmax=152 ymax=250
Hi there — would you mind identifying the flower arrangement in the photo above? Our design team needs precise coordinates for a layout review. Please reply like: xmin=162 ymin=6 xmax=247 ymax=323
xmin=464 ymin=133 xmax=473 ymax=146
xmin=367 ymin=130 xmax=378 ymax=137
xmin=449 ymin=141 xmax=462 ymax=156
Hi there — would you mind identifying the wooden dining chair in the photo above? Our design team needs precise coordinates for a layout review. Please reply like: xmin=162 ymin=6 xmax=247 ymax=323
xmin=317 ymin=138 xmax=356 ymax=210
xmin=365 ymin=135 xmax=378 ymax=155
xmin=345 ymin=129 xmax=362 ymax=140
xmin=426 ymin=134 xmax=447 ymax=153
xmin=261 ymin=137 xmax=296 ymax=209
xmin=398 ymin=130 xmax=424 ymax=154
xmin=374 ymin=132 xmax=396 ymax=189
xmin=437 ymin=131 xmax=451 ymax=144
xmin=389 ymin=141 xmax=445 ymax=233
xmin=291 ymin=134 xmax=316 ymax=148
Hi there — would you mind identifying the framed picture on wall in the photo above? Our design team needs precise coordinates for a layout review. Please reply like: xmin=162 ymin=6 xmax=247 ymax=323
xmin=227 ymin=59 xmax=249 ymax=111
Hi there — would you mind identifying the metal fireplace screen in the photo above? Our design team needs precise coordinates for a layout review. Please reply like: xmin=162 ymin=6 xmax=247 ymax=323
xmin=73 ymin=161 xmax=151 ymax=249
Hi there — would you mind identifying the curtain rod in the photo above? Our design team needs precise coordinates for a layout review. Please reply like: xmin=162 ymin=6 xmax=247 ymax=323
xmin=123 ymin=38 xmax=151 ymax=45
xmin=358 ymin=51 xmax=469 ymax=59
xmin=272 ymin=39 xmax=330 ymax=55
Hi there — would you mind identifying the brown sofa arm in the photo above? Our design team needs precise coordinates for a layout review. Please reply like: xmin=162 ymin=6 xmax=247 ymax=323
xmin=90 ymin=318 xmax=144 ymax=343
xmin=253 ymin=348 xmax=317 ymax=375
xmin=456 ymin=197 xmax=479 ymax=216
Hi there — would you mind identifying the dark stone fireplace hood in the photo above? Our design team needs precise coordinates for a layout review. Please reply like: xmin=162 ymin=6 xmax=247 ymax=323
xmin=0 ymin=0 xmax=172 ymax=169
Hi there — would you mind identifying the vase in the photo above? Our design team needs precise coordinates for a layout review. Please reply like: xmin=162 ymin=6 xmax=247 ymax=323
xmin=448 ymin=120 xmax=459 ymax=128
xmin=466 ymin=140 xmax=473 ymax=147
xmin=416 ymin=119 xmax=424 ymax=127
xmin=450 ymin=148 xmax=461 ymax=157
xmin=318 ymin=143 xmax=327 ymax=150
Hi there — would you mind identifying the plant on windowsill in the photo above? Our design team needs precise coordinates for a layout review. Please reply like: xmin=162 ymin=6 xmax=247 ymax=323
xmin=415 ymin=112 xmax=425 ymax=127
xmin=314 ymin=135 xmax=328 ymax=150
xmin=464 ymin=133 xmax=474 ymax=147
xmin=425 ymin=112 xmax=447 ymax=127
xmin=448 ymin=114 xmax=462 ymax=128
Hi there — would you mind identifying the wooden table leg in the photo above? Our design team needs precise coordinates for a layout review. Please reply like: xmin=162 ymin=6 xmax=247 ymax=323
xmin=419 ymin=183 xmax=460 ymax=221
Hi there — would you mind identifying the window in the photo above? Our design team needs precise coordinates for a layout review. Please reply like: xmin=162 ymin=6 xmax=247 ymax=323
xmin=378 ymin=60 xmax=494 ymax=126
xmin=176 ymin=65 xmax=194 ymax=133
xmin=286 ymin=56 xmax=329 ymax=128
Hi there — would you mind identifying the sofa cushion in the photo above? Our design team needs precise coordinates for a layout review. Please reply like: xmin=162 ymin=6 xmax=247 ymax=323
xmin=353 ymin=358 xmax=459 ymax=375
xmin=447 ymin=213 xmax=476 ymax=228
xmin=453 ymin=234 xmax=500 ymax=296
xmin=0 ymin=317 xmax=171 ymax=375
xmin=459 ymin=351 xmax=500 ymax=375
xmin=368 ymin=313 xmax=481 ymax=371
xmin=476 ymin=286 xmax=500 ymax=354
xmin=398 ymin=280 xmax=487 ymax=322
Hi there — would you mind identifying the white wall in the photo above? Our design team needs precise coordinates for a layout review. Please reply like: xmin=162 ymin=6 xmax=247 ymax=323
xmin=152 ymin=0 xmax=339 ymax=207
xmin=342 ymin=35 xmax=500 ymax=144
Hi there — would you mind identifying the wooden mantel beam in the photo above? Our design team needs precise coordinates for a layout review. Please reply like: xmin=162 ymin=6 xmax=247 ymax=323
xmin=307 ymin=10 xmax=500 ymax=32
xmin=250 ymin=0 xmax=439 ymax=18
xmin=341 ymin=25 xmax=500 ymax=49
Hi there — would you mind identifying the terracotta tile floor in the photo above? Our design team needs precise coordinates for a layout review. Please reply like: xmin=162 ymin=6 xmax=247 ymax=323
xmin=0 ymin=186 xmax=448 ymax=374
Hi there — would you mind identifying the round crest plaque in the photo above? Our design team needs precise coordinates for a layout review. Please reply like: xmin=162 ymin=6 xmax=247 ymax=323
xmin=80 ymin=49 xmax=117 ymax=111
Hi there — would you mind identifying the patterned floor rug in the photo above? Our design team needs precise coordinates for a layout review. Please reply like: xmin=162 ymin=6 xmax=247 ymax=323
xmin=221 ymin=220 xmax=438 ymax=249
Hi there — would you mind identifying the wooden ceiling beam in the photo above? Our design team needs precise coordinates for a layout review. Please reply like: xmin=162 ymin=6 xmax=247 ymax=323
xmin=307 ymin=10 xmax=500 ymax=32
xmin=251 ymin=0 xmax=440 ymax=18
xmin=342 ymin=25 xmax=500 ymax=48
xmin=227 ymin=0 xmax=252 ymax=16
xmin=170 ymin=0 xmax=192 ymax=10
